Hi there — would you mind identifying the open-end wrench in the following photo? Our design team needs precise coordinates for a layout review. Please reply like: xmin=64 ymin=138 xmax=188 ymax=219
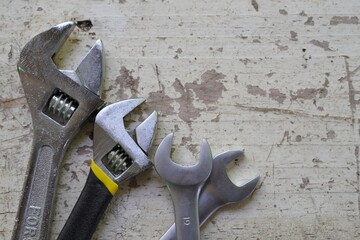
xmin=160 ymin=150 xmax=260 ymax=240
xmin=13 ymin=22 xmax=105 ymax=240
xmin=154 ymin=133 xmax=213 ymax=240
xmin=57 ymin=98 xmax=157 ymax=240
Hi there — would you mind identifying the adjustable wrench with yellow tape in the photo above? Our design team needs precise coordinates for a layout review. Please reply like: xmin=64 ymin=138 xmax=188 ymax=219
xmin=57 ymin=99 xmax=157 ymax=240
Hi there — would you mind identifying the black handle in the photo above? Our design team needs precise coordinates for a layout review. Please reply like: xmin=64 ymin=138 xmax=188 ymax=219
xmin=57 ymin=169 xmax=114 ymax=240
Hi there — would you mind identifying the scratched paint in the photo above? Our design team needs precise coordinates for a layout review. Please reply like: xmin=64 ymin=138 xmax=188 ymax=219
xmin=1 ymin=1 xmax=360 ymax=240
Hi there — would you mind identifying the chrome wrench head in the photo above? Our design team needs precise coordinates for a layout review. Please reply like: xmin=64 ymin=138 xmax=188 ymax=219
xmin=18 ymin=21 xmax=104 ymax=133
xmin=93 ymin=98 xmax=157 ymax=184
xmin=208 ymin=150 xmax=260 ymax=205
xmin=154 ymin=133 xmax=212 ymax=186
xmin=160 ymin=150 xmax=260 ymax=240
xmin=154 ymin=133 xmax=213 ymax=240
xmin=13 ymin=22 xmax=104 ymax=240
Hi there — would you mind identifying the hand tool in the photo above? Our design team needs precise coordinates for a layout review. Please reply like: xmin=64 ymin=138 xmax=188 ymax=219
xmin=154 ymin=133 xmax=213 ymax=240
xmin=12 ymin=22 xmax=105 ymax=240
xmin=57 ymin=98 xmax=157 ymax=240
xmin=160 ymin=150 xmax=260 ymax=240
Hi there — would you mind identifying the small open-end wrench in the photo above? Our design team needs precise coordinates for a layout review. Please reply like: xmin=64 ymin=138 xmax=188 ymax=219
xmin=57 ymin=98 xmax=157 ymax=240
xmin=13 ymin=22 xmax=105 ymax=240
xmin=154 ymin=133 xmax=213 ymax=240
xmin=160 ymin=150 xmax=260 ymax=240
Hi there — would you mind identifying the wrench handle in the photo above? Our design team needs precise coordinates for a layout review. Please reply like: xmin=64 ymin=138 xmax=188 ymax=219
xmin=57 ymin=160 xmax=117 ymax=240
xmin=168 ymin=185 xmax=202 ymax=240
xmin=160 ymin=184 xmax=223 ymax=240
xmin=12 ymin=137 xmax=65 ymax=240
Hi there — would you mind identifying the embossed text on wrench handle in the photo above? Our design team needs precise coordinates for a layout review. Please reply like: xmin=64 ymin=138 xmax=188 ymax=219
xmin=168 ymin=185 xmax=202 ymax=240
xmin=12 ymin=135 xmax=68 ymax=240
xmin=160 ymin=184 xmax=222 ymax=240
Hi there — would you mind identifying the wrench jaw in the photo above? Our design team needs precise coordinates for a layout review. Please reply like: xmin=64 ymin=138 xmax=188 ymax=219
xmin=18 ymin=22 xmax=76 ymax=72
xmin=154 ymin=133 xmax=213 ymax=186
xmin=210 ymin=150 xmax=260 ymax=203
xmin=18 ymin=21 xmax=105 ymax=139
xmin=135 ymin=111 xmax=158 ymax=153
xmin=75 ymin=39 xmax=104 ymax=96
xmin=93 ymin=99 xmax=158 ymax=185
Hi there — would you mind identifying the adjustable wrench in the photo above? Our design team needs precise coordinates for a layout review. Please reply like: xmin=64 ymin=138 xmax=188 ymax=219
xmin=154 ymin=133 xmax=213 ymax=240
xmin=160 ymin=150 xmax=260 ymax=240
xmin=13 ymin=22 xmax=105 ymax=240
xmin=57 ymin=98 xmax=157 ymax=240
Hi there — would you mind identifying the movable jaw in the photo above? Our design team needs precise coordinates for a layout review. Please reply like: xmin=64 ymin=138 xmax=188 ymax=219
xmin=18 ymin=22 xmax=104 ymax=141
xmin=93 ymin=99 xmax=158 ymax=184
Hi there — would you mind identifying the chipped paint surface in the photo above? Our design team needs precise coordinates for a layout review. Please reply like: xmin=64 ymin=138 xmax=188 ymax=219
xmin=1 ymin=0 xmax=360 ymax=240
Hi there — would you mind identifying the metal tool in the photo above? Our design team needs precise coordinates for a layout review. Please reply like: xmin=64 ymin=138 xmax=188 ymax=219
xmin=57 ymin=98 xmax=157 ymax=240
xmin=160 ymin=150 xmax=260 ymax=240
xmin=12 ymin=22 xmax=105 ymax=240
xmin=154 ymin=133 xmax=213 ymax=240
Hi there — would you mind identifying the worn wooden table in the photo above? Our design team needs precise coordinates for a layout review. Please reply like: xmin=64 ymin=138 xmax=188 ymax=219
xmin=1 ymin=0 xmax=360 ymax=239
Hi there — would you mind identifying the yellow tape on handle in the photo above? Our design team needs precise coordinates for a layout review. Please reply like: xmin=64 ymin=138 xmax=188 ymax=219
xmin=90 ymin=159 xmax=118 ymax=195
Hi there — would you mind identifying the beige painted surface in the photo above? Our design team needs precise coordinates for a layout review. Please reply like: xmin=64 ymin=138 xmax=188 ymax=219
xmin=1 ymin=0 xmax=360 ymax=239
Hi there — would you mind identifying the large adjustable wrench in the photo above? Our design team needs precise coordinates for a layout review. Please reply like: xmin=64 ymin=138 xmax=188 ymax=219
xmin=12 ymin=22 xmax=105 ymax=240
xmin=160 ymin=150 xmax=260 ymax=240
